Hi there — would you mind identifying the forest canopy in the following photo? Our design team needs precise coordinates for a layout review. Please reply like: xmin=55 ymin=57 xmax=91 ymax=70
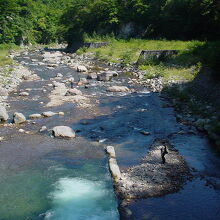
xmin=0 ymin=0 xmax=219 ymax=45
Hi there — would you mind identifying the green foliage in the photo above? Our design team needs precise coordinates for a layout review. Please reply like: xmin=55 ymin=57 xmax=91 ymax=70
xmin=62 ymin=0 xmax=220 ymax=45
xmin=0 ymin=0 xmax=72 ymax=45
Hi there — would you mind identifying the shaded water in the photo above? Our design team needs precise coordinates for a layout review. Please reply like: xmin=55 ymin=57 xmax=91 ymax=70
xmin=0 ymin=50 xmax=220 ymax=219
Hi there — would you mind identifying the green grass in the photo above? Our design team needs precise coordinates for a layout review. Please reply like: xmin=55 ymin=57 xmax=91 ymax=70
xmin=139 ymin=64 xmax=198 ymax=81
xmin=81 ymin=36 xmax=202 ymax=64
xmin=77 ymin=36 xmax=204 ymax=81
xmin=0 ymin=43 xmax=20 ymax=67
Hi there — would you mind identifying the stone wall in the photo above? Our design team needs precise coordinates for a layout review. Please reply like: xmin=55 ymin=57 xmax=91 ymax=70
xmin=137 ymin=50 xmax=178 ymax=64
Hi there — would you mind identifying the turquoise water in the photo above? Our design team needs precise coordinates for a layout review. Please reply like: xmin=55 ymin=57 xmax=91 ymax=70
xmin=0 ymin=162 xmax=119 ymax=220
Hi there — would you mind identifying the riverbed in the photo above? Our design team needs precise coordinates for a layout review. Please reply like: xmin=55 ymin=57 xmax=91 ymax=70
xmin=0 ymin=49 xmax=219 ymax=220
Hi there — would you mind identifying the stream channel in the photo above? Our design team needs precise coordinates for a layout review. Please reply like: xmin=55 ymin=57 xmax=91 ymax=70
xmin=0 ymin=49 xmax=220 ymax=220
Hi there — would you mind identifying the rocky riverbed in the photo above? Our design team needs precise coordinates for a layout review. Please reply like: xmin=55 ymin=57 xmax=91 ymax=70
xmin=0 ymin=47 xmax=220 ymax=220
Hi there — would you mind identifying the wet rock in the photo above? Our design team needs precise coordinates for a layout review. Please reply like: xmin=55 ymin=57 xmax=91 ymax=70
xmin=58 ymin=112 xmax=65 ymax=116
xmin=65 ymin=88 xmax=82 ymax=96
xmin=106 ymin=146 xmax=116 ymax=158
xmin=87 ymin=73 xmax=97 ymax=79
xmin=77 ymin=78 xmax=88 ymax=86
xmin=39 ymin=126 xmax=47 ymax=132
xmin=56 ymin=73 xmax=63 ymax=78
xmin=13 ymin=112 xmax=26 ymax=124
xmin=106 ymin=86 xmax=130 ymax=92
xmin=18 ymin=128 xmax=25 ymax=133
xmin=0 ymin=87 xmax=8 ymax=96
xmin=139 ymin=130 xmax=151 ymax=136
xmin=29 ymin=113 xmax=42 ymax=119
xmin=109 ymin=158 xmax=122 ymax=182
xmin=195 ymin=119 xmax=209 ymax=131
xmin=77 ymin=65 xmax=88 ymax=72
xmin=97 ymin=72 xmax=113 ymax=81
xmin=0 ymin=105 xmax=9 ymax=121
xmin=42 ymin=111 xmax=57 ymax=117
xmin=19 ymin=91 xmax=29 ymax=96
xmin=52 ymin=126 xmax=75 ymax=138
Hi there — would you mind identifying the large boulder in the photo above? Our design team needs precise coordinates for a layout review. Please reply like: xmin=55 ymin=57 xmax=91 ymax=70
xmin=0 ymin=106 xmax=9 ymax=121
xmin=13 ymin=112 xmax=26 ymax=124
xmin=106 ymin=86 xmax=130 ymax=92
xmin=52 ymin=126 xmax=75 ymax=138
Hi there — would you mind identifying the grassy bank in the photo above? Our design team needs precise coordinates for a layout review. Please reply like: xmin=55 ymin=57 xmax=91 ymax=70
xmin=0 ymin=44 xmax=20 ymax=67
xmin=77 ymin=37 xmax=205 ymax=81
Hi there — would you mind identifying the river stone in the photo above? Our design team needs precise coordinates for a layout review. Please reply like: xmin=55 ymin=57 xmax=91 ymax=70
xmin=87 ymin=73 xmax=97 ymax=79
xmin=29 ymin=113 xmax=42 ymax=119
xmin=77 ymin=65 xmax=88 ymax=72
xmin=0 ymin=106 xmax=9 ymax=121
xmin=13 ymin=112 xmax=26 ymax=124
xmin=56 ymin=73 xmax=63 ymax=78
xmin=97 ymin=72 xmax=113 ymax=81
xmin=42 ymin=111 xmax=57 ymax=117
xmin=78 ymin=78 xmax=88 ymax=85
xmin=52 ymin=126 xmax=75 ymax=138
xmin=19 ymin=91 xmax=29 ymax=96
xmin=65 ymin=88 xmax=82 ymax=96
xmin=106 ymin=146 xmax=116 ymax=158
xmin=109 ymin=158 xmax=121 ymax=182
xmin=106 ymin=86 xmax=130 ymax=92
xmin=0 ymin=87 xmax=8 ymax=96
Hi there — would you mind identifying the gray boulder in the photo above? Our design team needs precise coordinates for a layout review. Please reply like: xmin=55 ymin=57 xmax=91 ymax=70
xmin=52 ymin=126 xmax=75 ymax=138
xmin=13 ymin=112 xmax=26 ymax=124
xmin=0 ymin=106 xmax=9 ymax=121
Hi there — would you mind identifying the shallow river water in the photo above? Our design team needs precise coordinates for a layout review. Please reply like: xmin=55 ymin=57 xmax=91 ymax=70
xmin=0 ymin=50 xmax=220 ymax=220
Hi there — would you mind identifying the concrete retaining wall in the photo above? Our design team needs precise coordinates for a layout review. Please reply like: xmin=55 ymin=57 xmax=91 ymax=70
xmin=137 ymin=49 xmax=178 ymax=64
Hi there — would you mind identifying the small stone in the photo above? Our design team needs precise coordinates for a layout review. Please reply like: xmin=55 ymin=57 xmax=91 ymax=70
xmin=65 ymin=88 xmax=82 ymax=96
xmin=77 ymin=78 xmax=88 ymax=86
xmin=13 ymin=112 xmax=26 ymax=124
xmin=19 ymin=92 xmax=29 ymax=96
xmin=0 ymin=105 xmax=9 ymax=121
xmin=19 ymin=129 xmax=25 ymax=133
xmin=139 ymin=130 xmax=150 ymax=136
xmin=56 ymin=73 xmax=63 ymax=78
xmin=87 ymin=73 xmax=97 ymax=79
xmin=52 ymin=126 xmax=75 ymax=138
xmin=58 ymin=112 xmax=65 ymax=116
xmin=77 ymin=65 xmax=88 ymax=72
xmin=42 ymin=111 xmax=57 ymax=117
xmin=29 ymin=114 xmax=42 ymax=119
xmin=39 ymin=126 xmax=47 ymax=132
